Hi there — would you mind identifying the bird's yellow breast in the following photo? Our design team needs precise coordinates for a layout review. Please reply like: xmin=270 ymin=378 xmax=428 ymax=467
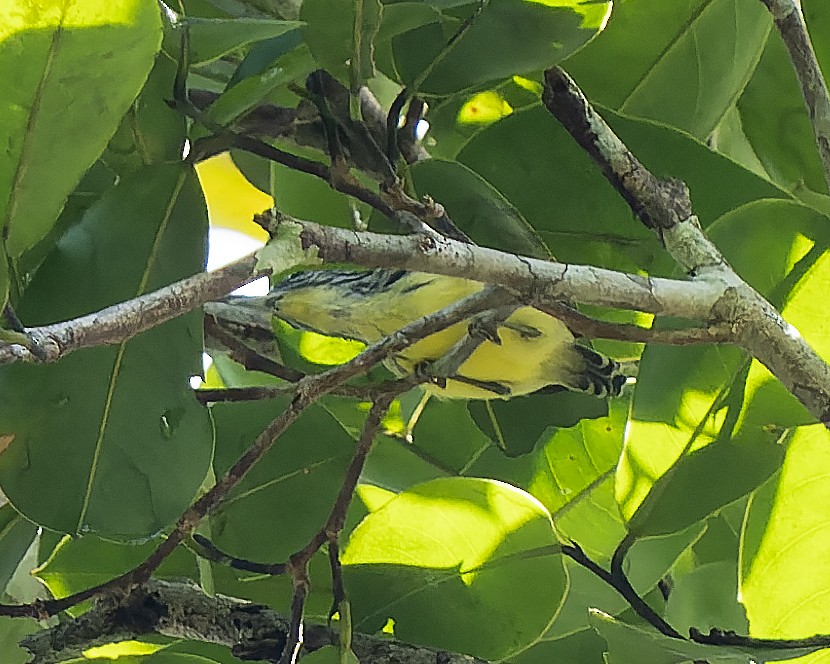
xmin=273 ymin=271 xmax=582 ymax=399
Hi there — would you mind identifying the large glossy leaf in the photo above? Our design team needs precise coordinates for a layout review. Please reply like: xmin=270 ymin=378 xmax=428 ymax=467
xmin=727 ymin=28 xmax=825 ymax=195
xmin=741 ymin=425 xmax=830 ymax=640
xmin=208 ymin=398 xmax=355 ymax=562
xmin=564 ymin=0 xmax=770 ymax=139
xmin=409 ymin=159 xmax=550 ymax=259
xmin=0 ymin=0 xmax=162 ymax=258
xmin=391 ymin=0 xmax=611 ymax=96
xmin=458 ymin=105 xmax=785 ymax=274
xmin=718 ymin=0 xmax=830 ymax=196
xmin=342 ymin=477 xmax=566 ymax=661
xmin=0 ymin=165 xmax=212 ymax=539
xmin=618 ymin=200 xmax=830 ymax=536
xmin=103 ymin=56 xmax=188 ymax=175
xmin=206 ymin=44 xmax=316 ymax=127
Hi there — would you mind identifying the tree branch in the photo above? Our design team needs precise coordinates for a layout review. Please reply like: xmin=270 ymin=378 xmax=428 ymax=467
xmin=4 ymin=253 xmax=262 ymax=365
xmin=759 ymin=0 xmax=830 ymax=194
xmin=21 ymin=579 xmax=486 ymax=664
xmin=267 ymin=212 xmax=723 ymax=319
xmin=542 ymin=66 xmax=830 ymax=425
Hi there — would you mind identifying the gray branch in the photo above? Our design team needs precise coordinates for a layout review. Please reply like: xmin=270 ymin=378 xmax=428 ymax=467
xmin=760 ymin=0 xmax=830 ymax=193
xmin=542 ymin=66 xmax=830 ymax=425
xmin=3 ymin=253 xmax=261 ymax=365
xmin=21 ymin=579 xmax=485 ymax=664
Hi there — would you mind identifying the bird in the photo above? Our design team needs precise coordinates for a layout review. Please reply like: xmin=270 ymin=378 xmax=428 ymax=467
xmin=220 ymin=268 xmax=626 ymax=400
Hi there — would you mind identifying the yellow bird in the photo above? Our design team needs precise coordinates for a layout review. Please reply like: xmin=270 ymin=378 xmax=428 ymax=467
xmin=222 ymin=268 xmax=625 ymax=400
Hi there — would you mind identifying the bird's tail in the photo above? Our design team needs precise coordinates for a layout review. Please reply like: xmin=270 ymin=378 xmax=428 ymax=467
xmin=571 ymin=345 xmax=627 ymax=397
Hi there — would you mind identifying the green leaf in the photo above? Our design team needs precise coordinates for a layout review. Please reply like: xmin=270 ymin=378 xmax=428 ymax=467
xmin=741 ymin=425 xmax=830 ymax=639
xmin=148 ymin=641 xmax=249 ymax=664
xmin=373 ymin=2 xmax=442 ymax=84
xmin=143 ymin=653 xmax=223 ymax=664
xmin=342 ymin=477 xmax=566 ymax=661
xmin=664 ymin=561 xmax=747 ymax=635
xmin=618 ymin=199 xmax=830 ymax=536
xmin=409 ymin=159 xmax=550 ymax=259
xmin=458 ymin=105 xmax=785 ymax=273
xmin=392 ymin=0 xmax=612 ymax=96
xmin=207 ymin=44 xmax=316 ymax=127
xmin=102 ymin=56 xmax=188 ymax=174
xmin=35 ymin=534 xmax=198 ymax=601
xmin=301 ymin=0 xmax=360 ymax=80
xmin=564 ymin=0 xmax=771 ymax=139
xmin=0 ymin=503 xmax=37 ymax=597
xmin=0 ymin=0 xmax=162 ymax=258
xmin=164 ymin=17 xmax=303 ymax=65
xmin=351 ymin=0 xmax=382 ymax=115
xmin=467 ymin=391 xmax=610 ymax=459
xmin=300 ymin=646 xmax=342 ymax=664
xmin=208 ymin=398 xmax=355 ymax=562
xmin=0 ymin=617 xmax=39 ymax=664
xmin=728 ymin=30 xmax=825 ymax=194
xmin=0 ymin=165 xmax=212 ymax=539
xmin=268 ymin=150 xmax=374 ymax=231
xmin=508 ymin=628 xmax=607 ymax=664
xmin=407 ymin=399 xmax=494 ymax=473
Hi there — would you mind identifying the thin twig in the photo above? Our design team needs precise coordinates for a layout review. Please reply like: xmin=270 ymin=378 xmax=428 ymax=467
xmin=562 ymin=539 xmax=682 ymax=640
xmin=3 ymin=253 xmax=261 ymax=365
xmin=279 ymin=395 xmax=396 ymax=663
xmin=538 ymin=302 xmax=735 ymax=345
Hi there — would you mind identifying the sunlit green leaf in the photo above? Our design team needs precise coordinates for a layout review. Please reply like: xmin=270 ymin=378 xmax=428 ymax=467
xmin=741 ymin=412 xmax=830 ymax=637
xmin=342 ymin=477 xmax=566 ymax=660
xmin=619 ymin=200 xmax=830 ymax=536
xmin=392 ymin=0 xmax=611 ymax=96
xmin=0 ymin=0 xmax=162 ymax=258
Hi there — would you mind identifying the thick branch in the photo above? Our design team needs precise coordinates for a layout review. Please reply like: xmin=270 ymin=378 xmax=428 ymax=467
xmin=760 ymin=0 xmax=830 ymax=194
xmin=542 ymin=66 xmax=830 ymax=425
xmin=272 ymin=213 xmax=723 ymax=319
xmin=21 ymin=579 xmax=485 ymax=664
xmin=5 ymin=217 xmax=725 ymax=370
